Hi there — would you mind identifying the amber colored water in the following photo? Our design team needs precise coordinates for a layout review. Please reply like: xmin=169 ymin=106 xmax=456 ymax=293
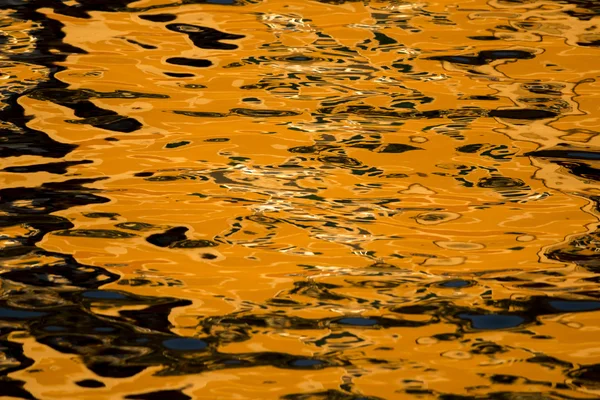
xmin=1 ymin=0 xmax=599 ymax=398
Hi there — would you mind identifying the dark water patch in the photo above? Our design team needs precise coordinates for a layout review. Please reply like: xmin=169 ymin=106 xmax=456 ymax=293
xmin=82 ymin=290 xmax=129 ymax=300
xmin=436 ymin=280 xmax=474 ymax=288
xmin=241 ymin=54 xmax=345 ymax=66
xmin=163 ymin=338 xmax=208 ymax=351
xmin=146 ymin=227 xmax=189 ymax=247
xmin=331 ymin=316 xmax=429 ymax=328
xmin=1 ymin=260 xmax=119 ymax=289
xmin=373 ymin=31 xmax=397 ymax=46
xmin=485 ymin=296 xmax=600 ymax=320
xmin=431 ymin=333 xmax=462 ymax=342
xmin=316 ymin=106 xmax=556 ymax=122
xmin=0 ymin=340 xmax=34 ymax=381
xmin=66 ymin=115 xmax=142 ymax=133
xmin=336 ymin=318 xmax=378 ymax=326
xmin=53 ymin=229 xmax=137 ymax=239
xmin=568 ymin=364 xmax=600 ymax=389
xmin=456 ymin=143 xmax=518 ymax=160
xmin=139 ymin=14 xmax=177 ymax=22
xmin=286 ymin=55 xmax=314 ymax=62
xmin=75 ymin=379 xmax=105 ymax=388
xmin=0 ymin=127 xmax=77 ymax=159
xmin=12 ymin=0 xmax=238 ymax=20
xmin=165 ymin=141 xmax=191 ymax=148
xmin=465 ymin=95 xmax=500 ymax=100
xmin=289 ymin=359 xmax=324 ymax=367
xmin=0 ymin=178 xmax=109 ymax=215
xmin=526 ymin=147 xmax=600 ymax=161
xmin=267 ymin=298 xmax=302 ymax=306
xmin=166 ymin=57 xmax=212 ymax=68
xmin=0 ymin=378 xmax=36 ymax=400
xmin=375 ymin=298 xmax=539 ymax=333
xmin=94 ymin=327 xmax=117 ymax=333
xmin=319 ymin=156 xmax=361 ymax=167
xmin=16 ymin=0 xmax=137 ymax=18
xmin=578 ymin=40 xmax=600 ymax=47
xmin=468 ymin=36 xmax=500 ymax=41
xmin=86 ymin=362 xmax=148 ymax=378
xmin=517 ymin=282 xmax=555 ymax=289
xmin=393 ymin=303 xmax=442 ymax=315
xmin=247 ymin=352 xmax=342 ymax=370
xmin=166 ymin=23 xmax=244 ymax=50
xmin=0 ymin=307 xmax=47 ymax=320
xmin=115 ymin=299 xmax=194 ymax=333
xmin=427 ymin=49 xmax=535 ymax=65
xmin=548 ymin=300 xmax=600 ymax=312
xmin=378 ymin=143 xmax=422 ymax=153
xmin=43 ymin=326 xmax=67 ymax=332
xmin=546 ymin=229 xmax=600 ymax=271
xmin=0 ymin=215 xmax=72 ymax=243
xmin=164 ymin=72 xmax=195 ymax=78
xmin=126 ymin=390 xmax=191 ymax=400
xmin=458 ymin=313 xmax=526 ymax=330
xmin=0 ymin=246 xmax=39 ymax=259
xmin=458 ymin=143 xmax=484 ymax=153
xmin=20 ymin=297 xmax=195 ymax=374
xmin=145 ymin=351 xmax=348 ymax=375
xmin=489 ymin=374 xmax=519 ymax=384
xmin=561 ymin=0 xmax=600 ymax=21
xmin=488 ymin=109 xmax=557 ymax=120
xmin=477 ymin=176 xmax=526 ymax=189
xmin=527 ymin=355 xmax=573 ymax=369
xmin=556 ymin=162 xmax=600 ymax=182
xmin=493 ymin=276 xmax=526 ymax=282
xmin=0 ymin=2 xmax=84 ymax=161
xmin=27 ymin=89 xmax=164 ymax=133
xmin=134 ymin=172 xmax=154 ymax=177
xmin=200 ymin=313 xmax=428 ymax=332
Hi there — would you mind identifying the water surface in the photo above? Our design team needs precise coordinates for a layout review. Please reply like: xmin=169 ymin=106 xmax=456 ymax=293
xmin=1 ymin=0 xmax=599 ymax=398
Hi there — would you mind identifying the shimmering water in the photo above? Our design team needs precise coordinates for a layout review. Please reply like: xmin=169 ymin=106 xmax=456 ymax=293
xmin=0 ymin=0 xmax=599 ymax=398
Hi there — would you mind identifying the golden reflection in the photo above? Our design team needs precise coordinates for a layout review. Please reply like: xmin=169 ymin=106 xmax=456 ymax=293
xmin=0 ymin=0 xmax=599 ymax=398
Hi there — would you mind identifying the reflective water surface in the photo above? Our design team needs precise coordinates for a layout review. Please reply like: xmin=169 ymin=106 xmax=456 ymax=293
xmin=1 ymin=0 xmax=599 ymax=398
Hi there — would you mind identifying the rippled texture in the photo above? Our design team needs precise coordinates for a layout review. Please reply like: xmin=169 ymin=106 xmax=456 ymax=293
xmin=0 ymin=0 xmax=599 ymax=398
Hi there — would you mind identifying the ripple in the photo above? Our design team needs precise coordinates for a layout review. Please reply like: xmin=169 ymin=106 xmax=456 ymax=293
xmin=0 ymin=0 xmax=599 ymax=398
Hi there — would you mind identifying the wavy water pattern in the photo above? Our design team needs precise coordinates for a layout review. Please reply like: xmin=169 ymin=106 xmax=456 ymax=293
xmin=0 ymin=0 xmax=599 ymax=398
